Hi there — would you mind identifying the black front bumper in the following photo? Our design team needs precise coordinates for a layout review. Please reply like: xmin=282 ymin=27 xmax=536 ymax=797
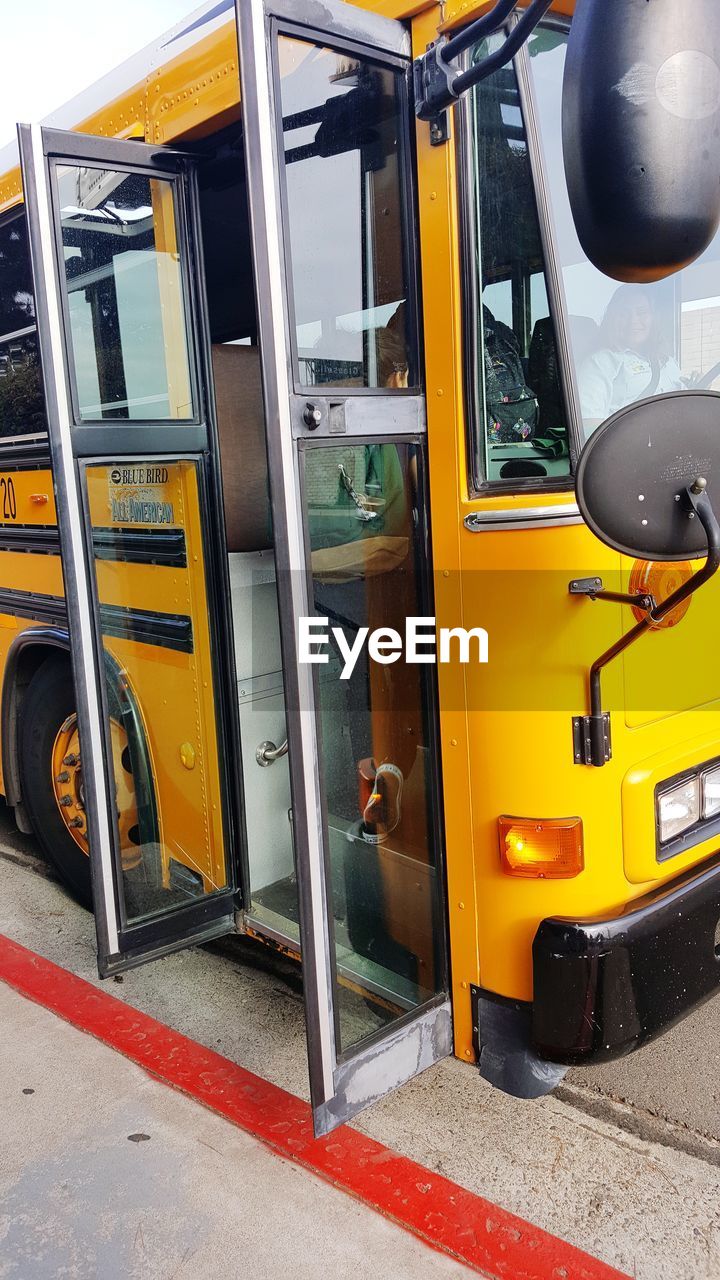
xmin=532 ymin=852 xmax=720 ymax=1065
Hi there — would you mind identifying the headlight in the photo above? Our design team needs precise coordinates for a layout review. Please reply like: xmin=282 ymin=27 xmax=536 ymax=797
xmin=657 ymin=776 xmax=700 ymax=844
xmin=702 ymin=764 xmax=720 ymax=820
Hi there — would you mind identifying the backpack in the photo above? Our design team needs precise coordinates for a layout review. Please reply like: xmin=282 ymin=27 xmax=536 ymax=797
xmin=482 ymin=306 xmax=539 ymax=444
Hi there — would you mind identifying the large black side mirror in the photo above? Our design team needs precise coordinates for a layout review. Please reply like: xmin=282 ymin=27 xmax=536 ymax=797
xmin=563 ymin=0 xmax=720 ymax=283
xmin=577 ymin=391 xmax=720 ymax=562
xmin=571 ymin=391 xmax=720 ymax=766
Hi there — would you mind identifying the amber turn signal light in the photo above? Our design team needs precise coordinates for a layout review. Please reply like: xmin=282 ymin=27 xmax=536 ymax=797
xmin=629 ymin=560 xmax=694 ymax=628
xmin=498 ymin=816 xmax=584 ymax=878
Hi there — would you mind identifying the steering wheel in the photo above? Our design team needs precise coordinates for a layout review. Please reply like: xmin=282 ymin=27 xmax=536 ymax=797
xmin=694 ymin=361 xmax=720 ymax=391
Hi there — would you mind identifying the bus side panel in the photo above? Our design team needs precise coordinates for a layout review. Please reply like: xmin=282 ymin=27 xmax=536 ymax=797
xmin=0 ymin=465 xmax=63 ymax=796
xmin=86 ymin=461 xmax=227 ymax=895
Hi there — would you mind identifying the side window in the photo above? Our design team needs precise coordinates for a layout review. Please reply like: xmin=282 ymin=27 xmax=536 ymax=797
xmin=467 ymin=38 xmax=569 ymax=488
xmin=0 ymin=213 xmax=47 ymax=438
xmin=277 ymin=37 xmax=415 ymax=391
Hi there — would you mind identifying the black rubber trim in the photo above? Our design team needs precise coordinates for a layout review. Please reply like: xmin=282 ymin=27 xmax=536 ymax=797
xmin=0 ymin=524 xmax=60 ymax=554
xmin=532 ymin=852 xmax=720 ymax=1064
xmin=0 ymin=438 xmax=51 ymax=467
xmin=99 ymin=894 xmax=234 ymax=975
xmin=0 ymin=587 xmax=66 ymax=625
xmin=99 ymin=603 xmax=193 ymax=652
xmin=0 ymin=587 xmax=193 ymax=653
xmin=91 ymin=527 xmax=187 ymax=567
xmin=0 ymin=524 xmax=187 ymax=567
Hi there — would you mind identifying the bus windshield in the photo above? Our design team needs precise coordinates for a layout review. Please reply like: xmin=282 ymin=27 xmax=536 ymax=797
xmin=529 ymin=26 xmax=720 ymax=442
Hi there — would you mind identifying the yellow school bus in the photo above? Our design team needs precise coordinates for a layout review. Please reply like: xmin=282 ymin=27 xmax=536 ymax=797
xmin=1 ymin=0 xmax=720 ymax=1133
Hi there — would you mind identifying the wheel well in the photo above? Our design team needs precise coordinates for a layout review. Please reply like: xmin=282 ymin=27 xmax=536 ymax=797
xmin=2 ymin=630 xmax=71 ymax=818
xmin=3 ymin=630 xmax=159 ymax=850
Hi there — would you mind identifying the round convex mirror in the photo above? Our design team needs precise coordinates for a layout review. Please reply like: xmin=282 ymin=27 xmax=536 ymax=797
xmin=576 ymin=390 xmax=720 ymax=561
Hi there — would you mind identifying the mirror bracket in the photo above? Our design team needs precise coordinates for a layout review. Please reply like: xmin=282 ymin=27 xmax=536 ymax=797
xmin=569 ymin=577 xmax=656 ymax=612
xmin=572 ymin=712 xmax=612 ymax=768
xmin=571 ymin=480 xmax=720 ymax=767
xmin=413 ymin=0 xmax=553 ymax=126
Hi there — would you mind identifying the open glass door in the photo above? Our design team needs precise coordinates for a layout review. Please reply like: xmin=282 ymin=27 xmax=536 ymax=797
xmin=237 ymin=0 xmax=451 ymax=1134
xmin=19 ymin=126 xmax=239 ymax=973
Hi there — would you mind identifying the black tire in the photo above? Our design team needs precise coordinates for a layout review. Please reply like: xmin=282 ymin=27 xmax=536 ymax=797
xmin=19 ymin=655 xmax=93 ymax=909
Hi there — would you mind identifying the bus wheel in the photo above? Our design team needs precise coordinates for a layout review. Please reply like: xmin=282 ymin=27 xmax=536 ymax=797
xmin=19 ymin=656 xmax=140 ymax=909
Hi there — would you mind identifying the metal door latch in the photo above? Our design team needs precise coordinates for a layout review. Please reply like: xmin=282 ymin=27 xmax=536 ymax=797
xmin=256 ymin=739 xmax=288 ymax=767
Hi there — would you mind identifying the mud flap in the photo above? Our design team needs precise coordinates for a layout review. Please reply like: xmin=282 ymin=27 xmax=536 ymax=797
xmin=471 ymin=988 xmax=568 ymax=1100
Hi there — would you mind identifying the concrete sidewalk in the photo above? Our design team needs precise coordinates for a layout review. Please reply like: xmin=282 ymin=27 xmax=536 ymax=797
xmin=0 ymin=982 xmax=472 ymax=1280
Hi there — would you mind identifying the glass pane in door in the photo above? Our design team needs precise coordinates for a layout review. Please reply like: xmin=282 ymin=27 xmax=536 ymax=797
xmin=56 ymin=166 xmax=194 ymax=421
xmin=77 ymin=458 xmax=229 ymax=924
xmin=277 ymin=36 xmax=414 ymax=389
xmin=304 ymin=440 xmax=444 ymax=1052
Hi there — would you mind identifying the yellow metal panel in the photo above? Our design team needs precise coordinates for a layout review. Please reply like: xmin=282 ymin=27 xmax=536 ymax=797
xmin=85 ymin=461 xmax=227 ymax=896
xmin=0 ymin=469 xmax=56 ymax=525
xmin=357 ymin=0 xmax=435 ymax=16
xmin=0 ymin=1 xmax=575 ymax=211
xmin=147 ymin=22 xmax=240 ymax=145
xmin=357 ymin=0 xmax=574 ymax=24
xmin=412 ymin=9 xmax=479 ymax=1063
xmin=0 ymin=550 xmax=63 ymax=597
xmin=622 ymin=573 xmax=720 ymax=729
xmin=456 ymin=517 xmax=632 ymax=1004
xmin=440 ymin=0 xmax=573 ymax=29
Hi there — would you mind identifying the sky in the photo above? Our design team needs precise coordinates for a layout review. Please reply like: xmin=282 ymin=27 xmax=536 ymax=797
xmin=0 ymin=0 xmax=201 ymax=147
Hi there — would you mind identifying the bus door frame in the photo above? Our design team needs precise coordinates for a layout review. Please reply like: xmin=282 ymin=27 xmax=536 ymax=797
xmin=18 ymin=126 xmax=245 ymax=973
xmin=236 ymin=0 xmax=452 ymax=1135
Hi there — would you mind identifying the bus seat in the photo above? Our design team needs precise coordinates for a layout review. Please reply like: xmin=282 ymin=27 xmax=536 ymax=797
xmin=211 ymin=343 xmax=272 ymax=553
xmin=528 ymin=315 xmax=562 ymax=434
xmin=499 ymin=459 xmax=548 ymax=479
xmin=212 ymin=342 xmax=281 ymax=683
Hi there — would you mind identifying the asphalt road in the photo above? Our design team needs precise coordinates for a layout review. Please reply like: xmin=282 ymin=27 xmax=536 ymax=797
xmin=566 ymin=1000 xmax=720 ymax=1153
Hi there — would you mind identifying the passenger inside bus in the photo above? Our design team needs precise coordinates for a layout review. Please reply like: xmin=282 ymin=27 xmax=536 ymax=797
xmin=578 ymin=285 xmax=686 ymax=432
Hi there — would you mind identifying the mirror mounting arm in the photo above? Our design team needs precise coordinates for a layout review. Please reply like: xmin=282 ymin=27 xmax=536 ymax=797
xmin=573 ymin=480 xmax=720 ymax=767
xmin=569 ymin=577 xmax=656 ymax=612
xmin=414 ymin=0 xmax=553 ymax=130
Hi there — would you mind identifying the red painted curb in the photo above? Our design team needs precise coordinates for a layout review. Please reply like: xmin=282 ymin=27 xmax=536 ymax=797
xmin=0 ymin=933 xmax=628 ymax=1280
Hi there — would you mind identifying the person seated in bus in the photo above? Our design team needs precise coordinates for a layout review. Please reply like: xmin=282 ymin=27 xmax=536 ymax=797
xmin=378 ymin=302 xmax=409 ymax=390
xmin=579 ymin=284 xmax=684 ymax=432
